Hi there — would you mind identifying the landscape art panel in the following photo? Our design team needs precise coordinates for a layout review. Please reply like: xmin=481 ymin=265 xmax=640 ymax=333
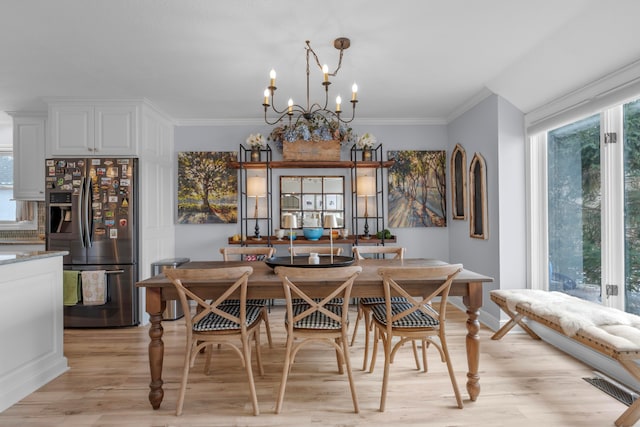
xmin=387 ymin=150 xmax=446 ymax=228
xmin=177 ymin=151 xmax=237 ymax=224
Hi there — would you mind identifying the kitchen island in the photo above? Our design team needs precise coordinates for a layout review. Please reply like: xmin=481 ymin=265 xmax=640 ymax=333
xmin=0 ymin=250 xmax=68 ymax=412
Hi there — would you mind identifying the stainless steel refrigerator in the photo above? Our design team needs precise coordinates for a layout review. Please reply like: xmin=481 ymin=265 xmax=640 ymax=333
xmin=45 ymin=157 xmax=139 ymax=327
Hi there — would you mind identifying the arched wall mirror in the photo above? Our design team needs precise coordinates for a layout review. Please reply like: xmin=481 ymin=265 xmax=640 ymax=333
xmin=451 ymin=144 xmax=467 ymax=220
xmin=469 ymin=153 xmax=488 ymax=239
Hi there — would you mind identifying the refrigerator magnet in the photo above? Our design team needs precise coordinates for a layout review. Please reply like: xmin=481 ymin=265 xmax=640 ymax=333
xmin=119 ymin=218 xmax=127 ymax=227
xmin=110 ymin=229 xmax=118 ymax=239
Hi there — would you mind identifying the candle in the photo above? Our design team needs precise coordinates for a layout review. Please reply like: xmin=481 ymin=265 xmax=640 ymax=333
xmin=352 ymin=83 xmax=358 ymax=101
xmin=336 ymin=95 xmax=341 ymax=112
xmin=263 ymin=89 xmax=270 ymax=106
xmin=322 ymin=64 xmax=329 ymax=82
xmin=269 ymin=69 xmax=276 ymax=87
xmin=288 ymin=98 xmax=293 ymax=114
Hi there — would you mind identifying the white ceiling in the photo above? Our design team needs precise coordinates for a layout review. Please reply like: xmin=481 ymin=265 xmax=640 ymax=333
xmin=2 ymin=0 xmax=640 ymax=124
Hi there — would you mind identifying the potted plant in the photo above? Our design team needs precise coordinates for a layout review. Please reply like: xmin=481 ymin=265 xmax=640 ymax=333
xmin=356 ymin=132 xmax=377 ymax=160
xmin=246 ymin=133 xmax=266 ymax=161
xmin=268 ymin=115 xmax=355 ymax=161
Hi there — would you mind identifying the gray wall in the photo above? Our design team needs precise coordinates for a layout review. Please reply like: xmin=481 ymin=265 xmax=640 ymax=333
xmin=174 ymin=122 xmax=451 ymax=262
xmin=447 ymin=95 xmax=526 ymax=326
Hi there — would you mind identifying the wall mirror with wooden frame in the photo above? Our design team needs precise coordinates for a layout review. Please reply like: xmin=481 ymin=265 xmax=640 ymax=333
xmin=451 ymin=144 xmax=467 ymax=220
xmin=279 ymin=176 xmax=345 ymax=229
xmin=469 ymin=152 xmax=488 ymax=239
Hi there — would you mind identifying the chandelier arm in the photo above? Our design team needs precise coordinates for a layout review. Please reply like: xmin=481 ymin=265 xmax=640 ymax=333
xmin=264 ymin=109 xmax=294 ymax=126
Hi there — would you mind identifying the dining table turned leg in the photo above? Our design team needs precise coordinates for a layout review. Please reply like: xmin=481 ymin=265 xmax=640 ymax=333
xmin=463 ymin=281 xmax=483 ymax=401
xmin=146 ymin=287 xmax=166 ymax=409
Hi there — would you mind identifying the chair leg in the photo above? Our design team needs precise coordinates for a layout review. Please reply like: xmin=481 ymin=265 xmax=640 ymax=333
xmin=411 ymin=340 xmax=421 ymax=370
xmin=261 ymin=308 xmax=273 ymax=348
xmin=350 ymin=304 xmax=363 ymax=346
xmin=242 ymin=335 xmax=260 ymax=416
xmin=275 ymin=334 xmax=295 ymax=414
xmin=369 ymin=326 xmax=380 ymax=373
xmin=440 ymin=333 xmax=463 ymax=409
xmin=379 ymin=332 xmax=392 ymax=412
xmin=421 ymin=339 xmax=428 ymax=373
xmin=253 ymin=329 xmax=264 ymax=376
xmin=176 ymin=338 xmax=193 ymax=416
xmin=341 ymin=331 xmax=359 ymax=413
xmin=335 ymin=338 xmax=345 ymax=374
xmin=362 ymin=308 xmax=372 ymax=370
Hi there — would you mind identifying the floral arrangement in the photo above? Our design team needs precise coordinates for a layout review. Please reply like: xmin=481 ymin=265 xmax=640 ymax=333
xmin=356 ymin=132 xmax=377 ymax=149
xmin=268 ymin=114 xmax=355 ymax=151
xmin=246 ymin=133 xmax=266 ymax=149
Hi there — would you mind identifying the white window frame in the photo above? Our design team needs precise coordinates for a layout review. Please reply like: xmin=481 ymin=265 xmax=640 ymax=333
xmin=527 ymin=104 xmax=636 ymax=312
xmin=0 ymin=145 xmax=38 ymax=231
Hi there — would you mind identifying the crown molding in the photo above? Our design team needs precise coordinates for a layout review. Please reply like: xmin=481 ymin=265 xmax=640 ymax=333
xmin=174 ymin=116 xmax=447 ymax=127
xmin=445 ymin=87 xmax=495 ymax=123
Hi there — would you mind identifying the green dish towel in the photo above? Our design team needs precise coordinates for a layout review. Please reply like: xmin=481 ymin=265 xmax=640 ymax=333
xmin=63 ymin=270 xmax=81 ymax=306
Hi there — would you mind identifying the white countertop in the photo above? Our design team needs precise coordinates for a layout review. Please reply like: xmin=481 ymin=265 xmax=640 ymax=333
xmin=0 ymin=250 xmax=68 ymax=266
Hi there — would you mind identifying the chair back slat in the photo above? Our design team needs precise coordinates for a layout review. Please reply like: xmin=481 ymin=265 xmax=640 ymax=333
xmin=219 ymin=246 xmax=275 ymax=261
xmin=353 ymin=246 xmax=405 ymax=260
xmin=275 ymin=266 xmax=362 ymax=328
xmin=377 ymin=264 xmax=463 ymax=325
xmin=165 ymin=266 xmax=253 ymax=331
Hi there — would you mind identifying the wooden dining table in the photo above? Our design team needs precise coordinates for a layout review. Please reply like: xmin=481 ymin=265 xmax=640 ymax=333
xmin=136 ymin=258 xmax=493 ymax=410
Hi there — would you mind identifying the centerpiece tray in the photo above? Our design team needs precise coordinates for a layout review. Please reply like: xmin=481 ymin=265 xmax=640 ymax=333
xmin=264 ymin=256 xmax=355 ymax=269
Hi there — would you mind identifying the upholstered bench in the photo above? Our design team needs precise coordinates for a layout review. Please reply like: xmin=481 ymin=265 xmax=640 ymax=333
xmin=490 ymin=289 xmax=640 ymax=427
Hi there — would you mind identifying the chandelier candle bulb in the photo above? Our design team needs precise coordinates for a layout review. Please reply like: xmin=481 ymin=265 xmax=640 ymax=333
xmin=263 ymin=89 xmax=270 ymax=106
xmin=287 ymin=98 xmax=293 ymax=114
xmin=269 ymin=69 xmax=276 ymax=87
xmin=322 ymin=64 xmax=329 ymax=82
xmin=336 ymin=96 xmax=341 ymax=112
xmin=352 ymin=83 xmax=358 ymax=101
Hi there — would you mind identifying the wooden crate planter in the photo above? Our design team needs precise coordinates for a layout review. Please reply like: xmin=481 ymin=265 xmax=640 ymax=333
xmin=282 ymin=140 xmax=341 ymax=161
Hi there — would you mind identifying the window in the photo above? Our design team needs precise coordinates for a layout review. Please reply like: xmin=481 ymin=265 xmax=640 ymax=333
xmin=0 ymin=123 xmax=37 ymax=230
xmin=530 ymin=97 xmax=640 ymax=315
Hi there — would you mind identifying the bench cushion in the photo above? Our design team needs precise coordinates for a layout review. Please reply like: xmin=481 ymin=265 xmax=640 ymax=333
xmin=491 ymin=289 xmax=640 ymax=353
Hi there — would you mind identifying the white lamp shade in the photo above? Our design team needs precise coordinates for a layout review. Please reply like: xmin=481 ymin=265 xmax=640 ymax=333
xmin=356 ymin=175 xmax=376 ymax=197
xmin=282 ymin=213 xmax=297 ymax=229
xmin=246 ymin=176 xmax=267 ymax=197
xmin=323 ymin=214 xmax=338 ymax=228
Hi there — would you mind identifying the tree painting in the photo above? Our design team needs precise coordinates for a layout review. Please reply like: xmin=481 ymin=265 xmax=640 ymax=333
xmin=387 ymin=150 xmax=446 ymax=228
xmin=177 ymin=151 xmax=237 ymax=224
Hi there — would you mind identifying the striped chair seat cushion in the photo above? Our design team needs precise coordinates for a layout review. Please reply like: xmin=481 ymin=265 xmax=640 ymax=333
xmin=360 ymin=296 xmax=407 ymax=305
xmin=370 ymin=302 xmax=439 ymax=328
xmin=219 ymin=298 xmax=268 ymax=307
xmin=193 ymin=304 xmax=263 ymax=332
xmin=287 ymin=303 xmax=344 ymax=330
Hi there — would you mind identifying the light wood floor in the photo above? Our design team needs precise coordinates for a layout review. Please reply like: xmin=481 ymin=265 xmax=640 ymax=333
xmin=0 ymin=304 xmax=628 ymax=426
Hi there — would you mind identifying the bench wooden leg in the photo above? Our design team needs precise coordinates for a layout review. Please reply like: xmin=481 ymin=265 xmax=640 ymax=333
xmin=491 ymin=299 xmax=540 ymax=340
xmin=615 ymin=359 xmax=640 ymax=427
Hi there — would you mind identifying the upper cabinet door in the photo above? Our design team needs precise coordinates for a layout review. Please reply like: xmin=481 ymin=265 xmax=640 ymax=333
xmin=94 ymin=104 xmax=138 ymax=155
xmin=47 ymin=102 xmax=138 ymax=156
xmin=48 ymin=105 xmax=94 ymax=155
xmin=13 ymin=114 xmax=46 ymax=200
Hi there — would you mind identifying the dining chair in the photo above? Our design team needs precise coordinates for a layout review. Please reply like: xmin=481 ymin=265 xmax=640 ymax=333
xmin=218 ymin=246 xmax=275 ymax=347
xmin=350 ymin=246 xmax=410 ymax=371
xmin=273 ymin=265 xmax=362 ymax=414
xmin=164 ymin=266 xmax=264 ymax=416
xmin=288 ymin=245 xmax=343 ymax=256
xmin=369 ymin=264 xmax=464 ymax=412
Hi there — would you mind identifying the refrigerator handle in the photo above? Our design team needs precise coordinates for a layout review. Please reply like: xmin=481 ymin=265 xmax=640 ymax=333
xmin=83 ymin=177 xmax=92 ymax=248
xmin=86 ymin=177 xmax=94 ymax=246
xmin=78 ymin=177 xmax=86 ymax=248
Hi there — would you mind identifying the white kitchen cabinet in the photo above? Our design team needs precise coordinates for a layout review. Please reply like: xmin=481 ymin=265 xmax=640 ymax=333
xmin=48 ymin=102 xmax=138 ymax=156
xmin=9 ymin=113 xmax=46 ymax=200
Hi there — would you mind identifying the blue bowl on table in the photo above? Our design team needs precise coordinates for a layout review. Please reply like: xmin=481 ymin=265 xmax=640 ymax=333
xmin=302 ymin=227 xmax=323 ymax=241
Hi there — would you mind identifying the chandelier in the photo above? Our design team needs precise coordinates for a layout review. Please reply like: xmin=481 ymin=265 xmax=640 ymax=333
xmin=262 ymin=38 xmax=358 ymax=126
